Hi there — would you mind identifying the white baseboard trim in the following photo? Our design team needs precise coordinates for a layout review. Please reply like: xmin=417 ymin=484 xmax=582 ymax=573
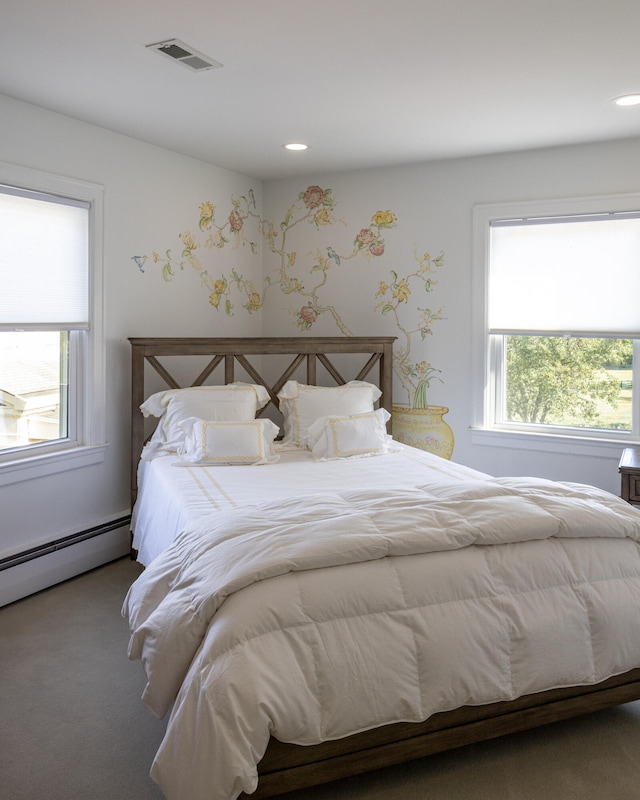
xmin=0 ymin=521 xmax=131 ymax=607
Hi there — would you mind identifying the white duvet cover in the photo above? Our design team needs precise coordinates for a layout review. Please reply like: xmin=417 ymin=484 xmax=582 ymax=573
xmin=123 ymin=451 xmax=640 ymax=800
xmin=131 ymin=443 xmax=488 ymax=565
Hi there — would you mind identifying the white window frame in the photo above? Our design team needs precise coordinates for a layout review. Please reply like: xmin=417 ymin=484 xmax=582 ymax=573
xmin=0 ymin=162 xmax=106 ymax=486
xmin=471 ymin=192 xmax=640 ymax=457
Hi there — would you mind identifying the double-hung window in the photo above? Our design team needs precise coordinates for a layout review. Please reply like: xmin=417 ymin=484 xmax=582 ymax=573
xmin=473 ymin=194 xmax=640 ymax=450
xmin=0 ymin=162 xmax=105 ymax=483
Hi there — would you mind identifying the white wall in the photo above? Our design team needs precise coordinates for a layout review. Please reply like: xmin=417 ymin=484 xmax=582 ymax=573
xmin=261 ymin=137 xmax=640 ymax=493
xmin=0 ymin=94 xmax=262 ymax=601
xmin=2 ymin=91 xmax=638 ymax=602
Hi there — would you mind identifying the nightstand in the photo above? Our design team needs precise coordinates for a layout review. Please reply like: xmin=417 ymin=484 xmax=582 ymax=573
xmin=619 ymin=447 xmax=640 ymax=506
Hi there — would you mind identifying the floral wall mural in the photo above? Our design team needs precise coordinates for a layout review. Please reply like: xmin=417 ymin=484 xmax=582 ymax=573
xmin=132 ymin=184 xmax=455 ymax=457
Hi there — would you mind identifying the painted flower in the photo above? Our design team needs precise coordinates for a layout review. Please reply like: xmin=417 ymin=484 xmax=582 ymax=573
xmin=372 ymin=210 xmax=397 ymax=228
xmin=392 ymin=278 xmax=411 ymax=303
xmin=214 ymin=278 xmax=227 ymax=294
xmin=179 ymin=231 xmax=197 ymax=251
xmin=229 ymin=209 xmax=244 ymax=231
xmin=302 ymin=186 xmax=325 ymax=209
xmin=300 ymin=305 xmax=318 ymax=325
xmin=199 ymin=202 xmax=214 ymax=230
xmin=376 ymin=281 xmax=389 ymax=296
xmin=356 ymin=228 xmax=376 ymax=245
xmin=152 ymin=251 xmax=160 ymax=263
xmin=209 ymin=292 xmax=221 ymax=308
xmin=415 ymin=361 xmax=431 ymax=375
xmin=246 ymin=292 xmax=262 ymax=312
xmin=287 ymin=252 xmax=297 ymax=267
xmin=369 ymin=242 xmax=385 ymax=257
xmin=314 ymin=208 xmax=331 ymax=226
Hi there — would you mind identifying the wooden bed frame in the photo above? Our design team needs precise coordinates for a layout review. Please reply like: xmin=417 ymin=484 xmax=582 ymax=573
xmin=129 ymin=336 xmax=640 ymax=798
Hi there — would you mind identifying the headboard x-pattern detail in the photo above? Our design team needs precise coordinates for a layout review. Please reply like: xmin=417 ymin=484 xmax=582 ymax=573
xmin=129 ymin=336 xmax=396 ymax=507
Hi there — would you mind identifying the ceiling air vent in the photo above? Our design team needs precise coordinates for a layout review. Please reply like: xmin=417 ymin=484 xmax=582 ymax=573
xmin=145 ymin=39 xmax=223 ymax=72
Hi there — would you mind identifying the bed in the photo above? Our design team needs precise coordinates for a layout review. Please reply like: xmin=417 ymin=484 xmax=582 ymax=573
xmin=123 ymin=336 xmax=640 ymax=800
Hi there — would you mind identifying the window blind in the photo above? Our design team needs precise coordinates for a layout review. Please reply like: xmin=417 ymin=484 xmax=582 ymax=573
xmin=489 ymin=213 xmax=640 ymax=337
xmin=0 ymin=185 xmax=90 ymax=330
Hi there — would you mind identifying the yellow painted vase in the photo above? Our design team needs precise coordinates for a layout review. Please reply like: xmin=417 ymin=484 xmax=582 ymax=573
xmin=392 ymin=405 xmax=455 ymax=460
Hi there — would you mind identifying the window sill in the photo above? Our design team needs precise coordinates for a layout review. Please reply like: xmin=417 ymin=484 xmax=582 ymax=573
xmin=470 ymin=427 xmax=637 ymax=459
xmin=0 ymin=444 xmax=108 ymax=487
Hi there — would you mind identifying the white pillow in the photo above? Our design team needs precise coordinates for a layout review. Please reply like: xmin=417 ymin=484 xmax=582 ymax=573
xmin=177 ymin=418 xmax=280 ymax=465
xmin=307 ymin=408 xmax=394 ymax=461
xmin=277 ymin=380 xmax=382 ymax=449
xmin=140 ymin=383 xmax=270 ymax=457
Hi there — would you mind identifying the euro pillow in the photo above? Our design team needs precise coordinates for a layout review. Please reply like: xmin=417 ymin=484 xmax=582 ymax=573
xmin=140 ymin=383 xmax=270 ymax=458
xmin=277 ymin=380 xmax=382 ymax=449
xmin=307 ymin=408 xmax=394 ymax=461
xmin=177 ymin=418 xmax=280 ymax=465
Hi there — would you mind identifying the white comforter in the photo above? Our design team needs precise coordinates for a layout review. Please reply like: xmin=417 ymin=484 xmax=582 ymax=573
xmin=123 ymin=476 xmax=640 ymax=800
xmin=131 ymin=443 xmax=489 ymax=565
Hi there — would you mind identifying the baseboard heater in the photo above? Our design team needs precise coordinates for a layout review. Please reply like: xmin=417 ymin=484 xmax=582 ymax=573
xmin=0 ymin=516 xmax=131 ymax=572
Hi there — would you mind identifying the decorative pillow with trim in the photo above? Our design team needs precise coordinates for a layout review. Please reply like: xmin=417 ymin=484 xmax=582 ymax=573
xmin=140 ymin=384 xmax=270 ymax=458
xmin=307 ymin=408 xmax=395 ymax=461
xmin=277 ymin=380 xmax=382 ymax=449
xmin=176 ymin=417 xmax=280 ymax=465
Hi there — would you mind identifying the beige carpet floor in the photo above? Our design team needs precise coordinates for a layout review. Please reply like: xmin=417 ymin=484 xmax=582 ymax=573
xmin=2 ymin=556 xmax=640 ymax=800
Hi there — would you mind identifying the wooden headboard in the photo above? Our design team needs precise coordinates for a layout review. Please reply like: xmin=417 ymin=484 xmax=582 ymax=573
xmin=129 ymin=336 xmax=396 ymax=506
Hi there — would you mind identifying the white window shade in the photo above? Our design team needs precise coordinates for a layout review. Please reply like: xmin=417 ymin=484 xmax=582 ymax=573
xmin=0 ymin=186 xmax=90 ymax=330
xmin=489 ymin=214 xmax=640 ymax=337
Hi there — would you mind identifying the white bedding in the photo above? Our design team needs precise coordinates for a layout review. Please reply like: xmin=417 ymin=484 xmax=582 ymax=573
xmin=131 ymin=443 xmax=489 ymax=565
xmin=123 ymin=453 xmax=640 ymax=800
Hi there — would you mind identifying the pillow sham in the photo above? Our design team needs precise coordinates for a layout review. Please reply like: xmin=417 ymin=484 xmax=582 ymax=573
xmin=177 ymin=417 xmax=280 ymax=465
xmin=277 ymin=380 xmax=382 ymax=449
xmin=140 ymin=383 xmax=270 ymax=457
xmin=307 ymin=408 xmax=394 ymax=461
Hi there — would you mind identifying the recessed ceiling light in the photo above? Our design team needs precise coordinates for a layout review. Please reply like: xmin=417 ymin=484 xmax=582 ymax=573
xmin=283 ymin=143 xmax=309 ymax=151
xmin=613 ymin=94 xmax=640 ymax=107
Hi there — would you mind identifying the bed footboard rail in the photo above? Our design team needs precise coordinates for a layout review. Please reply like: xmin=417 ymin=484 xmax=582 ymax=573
xmin=245 ymin=669 xmax=640 ymax=798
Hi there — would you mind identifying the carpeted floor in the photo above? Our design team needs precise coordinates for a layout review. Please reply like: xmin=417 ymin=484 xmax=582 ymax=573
xmin=2 ymin=557 xmax=640 ymax=800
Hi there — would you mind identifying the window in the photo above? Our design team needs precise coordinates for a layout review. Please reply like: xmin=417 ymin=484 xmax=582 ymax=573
xmin=0 ymin=162 xmax=105 ymax=483
xmin=473 ymin=195 xmax=640 ymax=450
xmin=0 ymin=331 xmax=70 ymax=448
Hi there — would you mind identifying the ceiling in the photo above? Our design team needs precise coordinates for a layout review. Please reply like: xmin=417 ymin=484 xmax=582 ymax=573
xmin=3 ymin=0 xmax=640 ymax=181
